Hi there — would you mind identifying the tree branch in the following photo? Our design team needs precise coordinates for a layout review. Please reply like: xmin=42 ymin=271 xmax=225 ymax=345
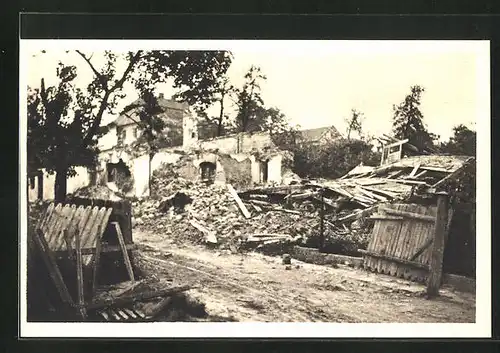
xmin=110 ymin=51 xmax=143 ymax=92
xmin=76 ymin=50 xmax=108 ymax=91
xmin=82 ymin=51 xmax=143 ymax=147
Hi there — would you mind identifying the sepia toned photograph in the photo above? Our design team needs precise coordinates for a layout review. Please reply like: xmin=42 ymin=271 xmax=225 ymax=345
xmin=19 ymin=40 xmax=490 ymax=337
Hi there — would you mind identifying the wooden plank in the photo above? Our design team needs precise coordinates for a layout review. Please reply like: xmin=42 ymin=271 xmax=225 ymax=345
xmin=379 ymin=207 xmax=436 ymax=222
xmin=87 ymin=285 xmax=191 ymax=310
xmin=408 ymin=163 xmax=421 ymax=178
xmin=410 ymin=236 xmax=433 ymax=261
xmin=189 ymin=219 xmax=217 ymax=244
xmin=385 ymin=179 xmax=430 ymax=186
xmin=74 ymin=225 xmax=87 ymax=320
xmin=324 ymin=186 xmax=354 ymax=199
xmin=81 ymin=207 xmax=106 ymax=249
xmin=44 ymin=204 xmax=63 ymax=245
xmin=123 ymin=308 xmax=138 ymax=319
xmin=31 ymin=229 xmax=74 ymax=306
xmin=54 ymin=244 xmax=138 ymax=258
xmin=431 ymin=157 xmax=475 ymax=189
xmin=78 ymin=206 xmax=100 ymax=249
xmin=369 ymin=215 xmax=404 ymax=221
xmin=420 ymin=166 xmax=452 ymax=173
xmin=83 ymin=207 xmax=111 ymax=249
xmin=54 ymin=205 xmax=79 ymax=250
xmin=36 ymin=202 xmax=54 ymax=231
xmin=393 ymin=204 xmax=417 ymax=277
xmin=92 ymin=225 xmax=103 ymax=296
xmin=357 ymin=187 xmax=388 ymax=202
xmin=113 ymin=222 xmax=135 ymax=282
xmin=384 ymin=204 xmax=405 ymax=275
xmin=377 ymin=211 xmax=402 ymax=273
xmin=427 ymin=192 xmax=449 ymax=297
xmin=62 ymin=205 xmax=85 ymax=250
xmin=227 ymin=184 xmax=251 ymax=218
xmin=361 ymin=186 xmax=399 ymax=199
xmin=338 ymin=206 xmax=378 ymax=224
xmin=411 ymin=170 xmax=428 ymax=179
xmin=358 ymin=249 xmax=429 ymax=270
xmin=75 ymin=206 xmax=94 ymax=247
xmin=49 ymin=205 xmax=72 ymax=250
xmin=38 ymin=203 xmax=55 ymax=232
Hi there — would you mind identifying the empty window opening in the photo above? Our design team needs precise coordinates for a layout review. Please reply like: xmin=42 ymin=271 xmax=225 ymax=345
xmin=107 ymin=159 xmax=131 ymax=183
xmin=200 ymin=162 xmax=216 ymax=184
xmin=117 ymin=128 xmax=126 ymax=144
xmin=29 ymin=175 xmax=35 ymax=190
xmin=37 ymin=172 xmax=43 ymax=199
xmin=260 ymin=160 xmax=269 ymax=183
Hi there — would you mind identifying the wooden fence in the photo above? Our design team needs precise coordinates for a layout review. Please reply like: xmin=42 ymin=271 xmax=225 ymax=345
xmin=360 ymin=201 xmax=451 ymax=284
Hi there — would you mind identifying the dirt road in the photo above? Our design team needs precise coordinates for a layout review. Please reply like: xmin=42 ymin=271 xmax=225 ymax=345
xmin=133 ymin=229 xmax=475 ymax=323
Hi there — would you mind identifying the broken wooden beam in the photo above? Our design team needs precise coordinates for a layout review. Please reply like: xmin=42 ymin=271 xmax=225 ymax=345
xmin=360 ymin=186 xmax=399 ymax=199
xmin=189 ymin=219 xmax=218 ymax=244
xmin=113 ymin=222 xmax=135 ymax=282
xmin=336 ymin=206 xmax=378 ymax=224
xmin=358 ymin=249 xmax=429 ymax=270
xmin=427 ymin=192 xmax=449 ymax=297
xmin=87 ymin=285 xmax=191 ymax=310
xmin=32 ymin=229 xmax=74 ymax=306
xmin=54 ymin=243 xmax=137 ymax=258
xmin=431 ymin=157 xmax=475 ymax=189
xmin=227 ymin=184 xmax=251 ymax=218
xmin=379 ymin=207 xmax=436 ymax=222
xmin=408 ymin=163 xmax=421 ymax=178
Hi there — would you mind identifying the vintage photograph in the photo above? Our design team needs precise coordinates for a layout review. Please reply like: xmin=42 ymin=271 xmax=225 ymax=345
xmin=20 ymin=40 xmax=489 ymax=336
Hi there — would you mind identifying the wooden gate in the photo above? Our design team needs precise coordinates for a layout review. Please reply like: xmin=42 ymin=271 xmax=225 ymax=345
xmin=360 ymin=203 xmax=450 ymax=283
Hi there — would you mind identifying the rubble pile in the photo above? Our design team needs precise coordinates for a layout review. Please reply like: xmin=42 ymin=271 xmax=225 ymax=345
xmin=132 ymin=176 xmax=314 ymax=250
xmin=70 ymin=185 xmax=124 ymax=201
xmin=131 ymin=154 xmax=473 ymax=256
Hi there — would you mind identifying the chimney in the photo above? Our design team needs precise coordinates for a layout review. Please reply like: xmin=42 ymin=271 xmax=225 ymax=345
xmin=159 ymin=93 xmax=164 ymax=99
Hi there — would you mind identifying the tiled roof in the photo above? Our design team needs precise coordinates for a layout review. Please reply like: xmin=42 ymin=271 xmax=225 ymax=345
xmin=111 ymin=96 xmax=188 ymax=127
xmin=300 ymin=126 xmax=342 ymax=142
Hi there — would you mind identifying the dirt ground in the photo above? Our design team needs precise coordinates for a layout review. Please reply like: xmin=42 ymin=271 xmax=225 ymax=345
xmin=133 ymin=228 xmax=475 ymax=323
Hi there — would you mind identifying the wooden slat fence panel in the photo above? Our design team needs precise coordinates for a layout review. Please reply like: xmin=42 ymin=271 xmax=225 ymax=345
xmin=363 ymin=203 xmax=439 ymax=282
xmin=38 ymin=203 xmax=114 ymax=252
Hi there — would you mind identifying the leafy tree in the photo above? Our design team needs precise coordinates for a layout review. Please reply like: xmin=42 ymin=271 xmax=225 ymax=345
xmin=27 ymin=66 xmax=100 ymax=201
xmin=28 ymin=50 xmax=232 ymax=201
xmin=191 ymin=76 xmax=236 ymax=139
xmin=116 ymin=90 xmax=167 ymax=193
xmin=260 ymin=107 xmax=301 ymax=150
xmin=392 ymin=85 xmax=437 ymax=151
xmin=441 ymin=124 xmax=476 ymax=156
xmin=292 ymin=138 xmax=380 ymax=179
xmin=345 ymin=109 xmax=365 ymax=140
xmin=233 ymin=65 xmax=267 ymax=133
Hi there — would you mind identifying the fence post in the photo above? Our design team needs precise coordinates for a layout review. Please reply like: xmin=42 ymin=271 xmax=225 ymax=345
xmin=427 ymin=191 xmax=449 ymax=298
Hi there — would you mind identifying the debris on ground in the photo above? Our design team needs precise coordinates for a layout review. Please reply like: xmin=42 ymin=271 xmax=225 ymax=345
xmin=70 ymin=185 xmax=124 ymax=201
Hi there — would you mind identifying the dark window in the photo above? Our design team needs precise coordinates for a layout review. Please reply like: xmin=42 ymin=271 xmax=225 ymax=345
xmin=37 ymin=173 xmax=43 ymax=199
xmin=200 ymin=162 xmax=216 ymax=183
xmin=117 ymin=128 xmax=126 ymax=144
xmin=191 ymin=132 xmax=195 ymax=138
xmin=29 ymin=176 xmax=35 ymax=189
xmin=260 ymin=160 xmax=269 ymax=183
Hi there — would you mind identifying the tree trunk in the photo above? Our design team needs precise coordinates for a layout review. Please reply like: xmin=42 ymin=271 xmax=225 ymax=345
xmin=54 ymin=167 xmax=68 ymax=202
xmin=148 ymin=153 xmax=153 ymax=197
xmin=217 ymin=95 xmax=225 ymax=137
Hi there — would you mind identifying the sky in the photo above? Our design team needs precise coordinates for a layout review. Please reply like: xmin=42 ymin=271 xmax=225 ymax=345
xmin=23 ymin=40 xmax=489 ymax=141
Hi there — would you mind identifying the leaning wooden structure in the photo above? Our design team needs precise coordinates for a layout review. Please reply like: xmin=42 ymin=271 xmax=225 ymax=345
xmin=27 ymin=198 xmax=189 ymax=322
